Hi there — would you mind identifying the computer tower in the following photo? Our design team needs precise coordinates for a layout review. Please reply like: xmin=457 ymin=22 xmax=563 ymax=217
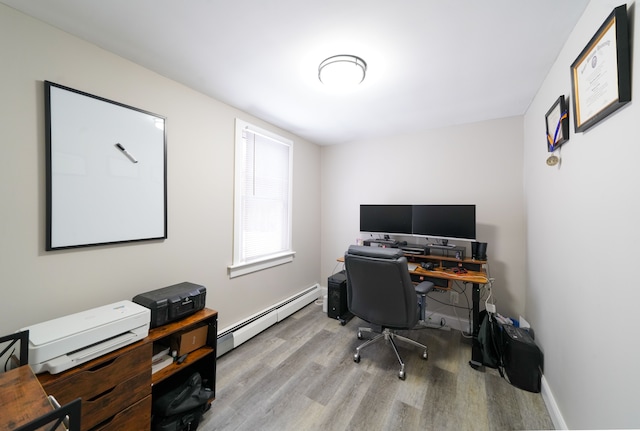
xmin=502 ymin=325 xmax=543 ymax=393
xmin=328 ymin=271 xmax=349 ymax=322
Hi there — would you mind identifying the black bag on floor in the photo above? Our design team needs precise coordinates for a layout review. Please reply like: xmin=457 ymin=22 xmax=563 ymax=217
xmin=154 ymin=404 xmax=209 ymax=431
xmin=477 ymin=310 xmax=503 ymax=368
xmin=153 ymin=372 xmax=213 ymax=431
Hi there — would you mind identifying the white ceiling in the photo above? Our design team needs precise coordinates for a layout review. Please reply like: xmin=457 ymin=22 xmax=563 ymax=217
xmin=2 ymin=0 xmax=589 ymax=145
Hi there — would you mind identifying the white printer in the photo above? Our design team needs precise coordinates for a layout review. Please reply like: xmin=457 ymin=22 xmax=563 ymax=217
xmin=21 ymin=300 xmax=150 ymax=374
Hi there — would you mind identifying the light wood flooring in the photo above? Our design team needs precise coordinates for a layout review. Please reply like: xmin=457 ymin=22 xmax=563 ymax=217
xmin=200 ymin=302 xmax=554 ymax=431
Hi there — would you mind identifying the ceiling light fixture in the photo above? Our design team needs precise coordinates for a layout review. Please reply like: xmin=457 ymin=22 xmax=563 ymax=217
xmin=318 ymin=55 xmax=367 ymax=87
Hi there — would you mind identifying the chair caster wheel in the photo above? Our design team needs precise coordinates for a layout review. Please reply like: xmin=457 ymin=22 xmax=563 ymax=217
xmin=398 ymin=370 xmax=406 ymax=380
xmin=357 ymin=331 xmax=363 ymax=340
xmin=354 ymin=353 xmax=360 ymax=363
xmin=422 ymin=350 xmax=428 ymax=360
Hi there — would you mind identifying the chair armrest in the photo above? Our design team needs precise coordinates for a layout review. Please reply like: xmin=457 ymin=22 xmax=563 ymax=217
xmin=414 ymin=281 xmax=435 ymax=295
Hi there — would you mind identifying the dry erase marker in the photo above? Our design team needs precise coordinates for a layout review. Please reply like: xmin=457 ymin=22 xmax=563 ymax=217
xmin=115 ymin=143 xmax=138 ymax=163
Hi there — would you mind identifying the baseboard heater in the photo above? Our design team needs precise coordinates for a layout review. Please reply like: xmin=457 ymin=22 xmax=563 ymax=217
xmin=216 ymin=284 xmax=320 ymax=357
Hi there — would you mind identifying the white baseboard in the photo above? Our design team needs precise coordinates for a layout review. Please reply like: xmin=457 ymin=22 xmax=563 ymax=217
xmin=425 ymin=310 xmax=470 ymax=334
xmin=232 ymin=310 xmax=278 ymax=347
xmin=217 ymin=284 xmax=320 ymax=357
xmin=541 ymin=375 xmax=567 ymax=429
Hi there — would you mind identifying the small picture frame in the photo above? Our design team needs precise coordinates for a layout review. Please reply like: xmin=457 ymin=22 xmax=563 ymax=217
xmin=545 ymin=95 xmax=569 ymax=152
xmin=570 ymin=5 xmax=631 ymax=133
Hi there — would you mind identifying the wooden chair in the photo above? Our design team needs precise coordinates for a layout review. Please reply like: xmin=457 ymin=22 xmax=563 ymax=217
xmin=0 ymin=329 xmax=29 ymax=370
xmin=15 ymin=397 xmax=82 ymax=431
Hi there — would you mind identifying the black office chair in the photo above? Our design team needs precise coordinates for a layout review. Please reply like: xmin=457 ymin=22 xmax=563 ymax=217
xmin=0 ymin=329 xmax=29 ymax=370
xmin=15 ymin=397 xmax=82 ymax=431
xmin=344 ymin=245 xmax=434 ymax=380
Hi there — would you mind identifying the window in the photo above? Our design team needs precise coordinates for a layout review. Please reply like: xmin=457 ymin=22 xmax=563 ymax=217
xmin=228 ymin=119 xmax=294 ymax=278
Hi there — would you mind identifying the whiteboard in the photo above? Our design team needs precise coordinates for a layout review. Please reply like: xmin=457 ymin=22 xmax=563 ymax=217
xmin=45 ymin=81 xmax=167 ymax=250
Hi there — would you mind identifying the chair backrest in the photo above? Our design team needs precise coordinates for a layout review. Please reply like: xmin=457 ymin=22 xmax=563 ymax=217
xmin=344 ymin=245 xmax=419 ymax=329
xmin=0 ymin=329 xmax=29 ymax=370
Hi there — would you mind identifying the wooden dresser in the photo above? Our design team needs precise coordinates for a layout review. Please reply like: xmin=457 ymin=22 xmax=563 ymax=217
xmin=37 ymin=308 xmax=217 ymax=430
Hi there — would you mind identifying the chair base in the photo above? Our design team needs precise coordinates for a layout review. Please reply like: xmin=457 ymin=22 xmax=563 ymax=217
xmin=353 ymin=327 xmax=428 ymax=380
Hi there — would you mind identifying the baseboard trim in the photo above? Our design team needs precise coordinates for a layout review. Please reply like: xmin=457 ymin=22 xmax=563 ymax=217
xmin=425 ymin=310 xmax=470 ymax=334
xmin=541 ymin=375 xmax=567 ymax=429
xmin=216 ymin=284 xmax=320 ymax=357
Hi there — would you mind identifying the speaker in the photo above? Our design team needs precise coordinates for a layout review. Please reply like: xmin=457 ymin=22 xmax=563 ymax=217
xmin=502 ymin=325 xmax=543 ymax=393
xmin=472 ymin=242 xmax=488 ymax=260
xmin=327 ymin=271 xmax=348 ymax=319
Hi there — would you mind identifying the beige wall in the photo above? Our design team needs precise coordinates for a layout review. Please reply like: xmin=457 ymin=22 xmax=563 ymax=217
xmin=0 ymin=4 xmax=321 ymax=332
xmin=523 ymin=1 xmax=640 ymax=428
xmin=320 ymin=117 xmax=526 ymax=320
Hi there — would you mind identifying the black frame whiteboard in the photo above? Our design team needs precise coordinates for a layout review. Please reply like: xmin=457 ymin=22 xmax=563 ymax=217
xmin=45 ymin=81 xmax=167 ymax=250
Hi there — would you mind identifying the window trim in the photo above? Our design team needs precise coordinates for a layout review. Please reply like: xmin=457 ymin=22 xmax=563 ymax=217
xmin=228 ymin=250 xmax=296 ymax=279
xmin=228 ymin=119 xmax=294 ymax=278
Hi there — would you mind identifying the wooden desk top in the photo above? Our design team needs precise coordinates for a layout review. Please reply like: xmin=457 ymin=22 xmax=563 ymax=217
xmin=0 ymin=366 xmax=54 ymax=430
xmin=336 ymin=256 xmax=488 ymax=285
xmin=411 ymin=265 xmax=489 ymax=284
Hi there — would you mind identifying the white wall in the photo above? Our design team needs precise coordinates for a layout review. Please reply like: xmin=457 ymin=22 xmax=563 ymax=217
xmin=320 ymin=117 xmax=526 ymax=321
xmin=524 ymin=1 xmax=640 ymax=428
xmin=0 ymin=4 xmax=321 ymax=333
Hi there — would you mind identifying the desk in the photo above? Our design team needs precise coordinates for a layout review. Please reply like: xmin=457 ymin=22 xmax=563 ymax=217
xmin=337 ymin=253 xmax=489 ymax=369
xmin=0 ymin=366 xmax=58 ymax=430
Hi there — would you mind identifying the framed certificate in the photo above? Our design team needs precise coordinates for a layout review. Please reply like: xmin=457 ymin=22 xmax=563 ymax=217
xmin=545 ymin=95 xmax=569 ymax=152
xmin=570 ymin=5 xmax=631 ymax=133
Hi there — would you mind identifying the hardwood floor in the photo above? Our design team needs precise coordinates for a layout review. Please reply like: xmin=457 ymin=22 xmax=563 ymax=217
xmin=200 ymin=302 xmax=554 ymax=431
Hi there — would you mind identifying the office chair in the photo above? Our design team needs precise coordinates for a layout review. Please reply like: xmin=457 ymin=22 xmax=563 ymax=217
xmin=344 ymin=245 xmax=434 ymax=380
xmin=0 ymin=329 xmax=29 ymax=370
xmin=15 ymin=397 xmax=82 ymax=431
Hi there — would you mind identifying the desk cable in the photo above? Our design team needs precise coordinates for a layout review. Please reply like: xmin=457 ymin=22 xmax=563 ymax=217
xmin=451 ymin=281 xmax=473 ymax=338
xmin=424 ymin=281 xmax=473 ymax=338
xmin=485 ymin=279 xmax=496 ymax=317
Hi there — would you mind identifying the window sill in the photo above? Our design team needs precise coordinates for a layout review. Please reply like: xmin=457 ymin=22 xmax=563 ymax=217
xmin=228 ymin=251 xmax=296 ymax=278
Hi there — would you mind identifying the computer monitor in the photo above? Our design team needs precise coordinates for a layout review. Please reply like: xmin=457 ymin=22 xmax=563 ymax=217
xmin=411 ymin=204 xmax=476 ymax=242
xmin=359 ymin=205 xmax=412 ymax=235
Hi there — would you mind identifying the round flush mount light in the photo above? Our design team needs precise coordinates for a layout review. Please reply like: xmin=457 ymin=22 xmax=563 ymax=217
xmin=318 ymin=55 xmax=367 ymax=87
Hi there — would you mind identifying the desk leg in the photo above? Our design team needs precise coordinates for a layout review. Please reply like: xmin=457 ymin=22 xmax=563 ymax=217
xmin=469 ymin=282 xmax=484 ymax=370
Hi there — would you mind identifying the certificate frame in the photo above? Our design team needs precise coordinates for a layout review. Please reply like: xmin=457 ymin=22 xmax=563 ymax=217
xmin=45 ymin=81 xmax=167 ymax=250
xmin=545 ymin=95 xmax=569 ymax=152
xmin=570 ymin=5 xmax=630 ymax=133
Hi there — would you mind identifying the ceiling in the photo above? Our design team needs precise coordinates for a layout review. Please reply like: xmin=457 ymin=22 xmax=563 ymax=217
xmin=2 ymin=0 xmax=589 ymax=146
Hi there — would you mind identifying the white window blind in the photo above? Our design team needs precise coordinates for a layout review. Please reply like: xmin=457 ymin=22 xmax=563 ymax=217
xmin=229 ymin=119 xmax=294 ymax=277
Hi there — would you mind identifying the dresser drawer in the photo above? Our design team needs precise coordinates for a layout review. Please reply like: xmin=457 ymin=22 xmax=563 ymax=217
xmin=81 ymin=371 xmax=151 ymax=429
xmin=41 ymin=342 xmax=151 ymax=401
xmin=91 ymin=394 xmax=152 ymax=431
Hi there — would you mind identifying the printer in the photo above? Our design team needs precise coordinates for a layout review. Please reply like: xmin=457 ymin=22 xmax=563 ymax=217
xmin=21 ymin=300 xmax=150 ymax=374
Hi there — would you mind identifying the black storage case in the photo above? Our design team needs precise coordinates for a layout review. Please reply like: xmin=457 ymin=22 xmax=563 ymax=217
xmin=133 ymin=282 xmax=206 ymax=328
xmin=502 ymin=325 xmax=544 ymax=393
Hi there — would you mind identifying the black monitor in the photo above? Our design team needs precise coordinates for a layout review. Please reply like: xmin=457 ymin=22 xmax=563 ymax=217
xmin=412 ymin=204 xmax=476 ymax=242
xmin=359 ymin=205 xmax=413 ymax=235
